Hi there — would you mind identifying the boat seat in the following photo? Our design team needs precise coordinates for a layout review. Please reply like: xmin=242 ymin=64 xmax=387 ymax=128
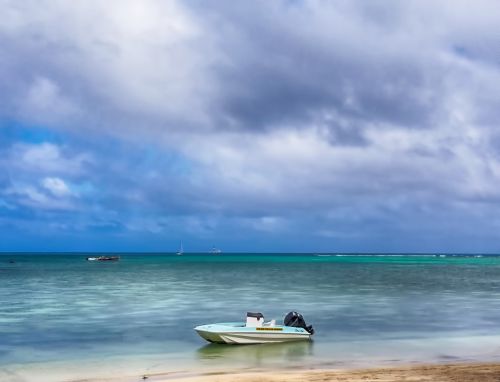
xmin=263 ymin=319 xmax=276 ymax=327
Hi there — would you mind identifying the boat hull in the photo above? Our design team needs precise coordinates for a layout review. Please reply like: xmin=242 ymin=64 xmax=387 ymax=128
xmin=194 ymin=322 xmax=311 ymax=344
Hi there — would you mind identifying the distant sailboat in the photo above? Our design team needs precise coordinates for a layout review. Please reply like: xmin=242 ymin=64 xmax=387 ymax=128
xmin=176 ymin=242 xmax=184 ymax=255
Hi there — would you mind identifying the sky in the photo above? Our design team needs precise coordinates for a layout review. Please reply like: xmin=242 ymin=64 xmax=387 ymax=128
xmin=1 ymin=0 xmax=500 ymax=253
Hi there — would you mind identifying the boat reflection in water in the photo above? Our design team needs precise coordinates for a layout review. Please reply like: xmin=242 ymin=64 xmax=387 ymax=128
xmin=196 ymin=340 xmax=314 ymax=366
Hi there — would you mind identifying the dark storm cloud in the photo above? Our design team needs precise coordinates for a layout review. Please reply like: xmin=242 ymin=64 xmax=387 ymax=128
xmin=189 ymin=1 xmax=446 ymax=136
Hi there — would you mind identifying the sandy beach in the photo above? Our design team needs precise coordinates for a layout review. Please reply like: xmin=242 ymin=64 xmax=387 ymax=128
xmin=6 ymin=360 xmax=500 ymax=382
xmin=144 ymin=363 xmax=500 ymax=382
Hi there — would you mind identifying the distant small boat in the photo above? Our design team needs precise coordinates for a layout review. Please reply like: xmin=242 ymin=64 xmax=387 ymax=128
xmin=176 ymin=242 xmax=184 ymax=256
xmin=86 ymin=256 xmax=120 ymax=261
xmin=210 ymin=246 xmax=222 ymax=254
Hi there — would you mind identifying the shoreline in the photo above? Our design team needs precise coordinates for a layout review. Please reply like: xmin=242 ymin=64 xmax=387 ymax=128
xmin=145 ymin=362 xmax=500 ymax=382
xmin=4 ymin=358 xmax=500 ymax=381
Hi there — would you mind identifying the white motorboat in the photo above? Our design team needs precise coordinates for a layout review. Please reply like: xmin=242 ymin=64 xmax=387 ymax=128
xmin=194 ymin=312 xmax=314 ymax=344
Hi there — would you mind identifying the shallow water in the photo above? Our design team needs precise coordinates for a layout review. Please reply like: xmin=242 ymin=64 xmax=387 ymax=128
xmin=2 ymin=253 xmax=500 ymax=375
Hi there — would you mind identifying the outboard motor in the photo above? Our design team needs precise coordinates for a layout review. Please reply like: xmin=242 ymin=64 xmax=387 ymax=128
xmin=284 ymin=311 xmax=314 ymax=335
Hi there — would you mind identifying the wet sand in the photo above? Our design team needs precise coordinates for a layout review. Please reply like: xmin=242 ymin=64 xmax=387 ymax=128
xmin=147 ymin=363 xmax=500 ymax=382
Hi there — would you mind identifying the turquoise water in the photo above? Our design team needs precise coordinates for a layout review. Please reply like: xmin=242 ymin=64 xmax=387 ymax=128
xmin=2 ymin=253 xmax=500 ymax=376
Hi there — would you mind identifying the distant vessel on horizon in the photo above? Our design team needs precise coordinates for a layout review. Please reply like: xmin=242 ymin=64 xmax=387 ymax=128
xmin=86 ymin=256 xmax=120 ymax=262
xmin=176 ymin=242 xmax=184 ymax=255
xmin=210 ymin=246 xmax=222 ymax=254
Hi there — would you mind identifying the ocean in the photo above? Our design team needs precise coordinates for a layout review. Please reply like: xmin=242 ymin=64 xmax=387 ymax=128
xmin=2 ymin=253 xmax=500 ymax=379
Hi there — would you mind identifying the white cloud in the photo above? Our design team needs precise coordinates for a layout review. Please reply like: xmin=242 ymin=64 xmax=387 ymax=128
xmin=4 ymin=184 xmax=74 ymax=210
xmin=42 ymin=177 xmax=71 ymax=197
xmin=7 ymin=142 xmax=91 ymax=175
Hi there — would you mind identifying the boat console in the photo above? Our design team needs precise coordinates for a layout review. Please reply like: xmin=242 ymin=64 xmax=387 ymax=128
xmin=245 ymin=312 xmax=264 ymax=327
